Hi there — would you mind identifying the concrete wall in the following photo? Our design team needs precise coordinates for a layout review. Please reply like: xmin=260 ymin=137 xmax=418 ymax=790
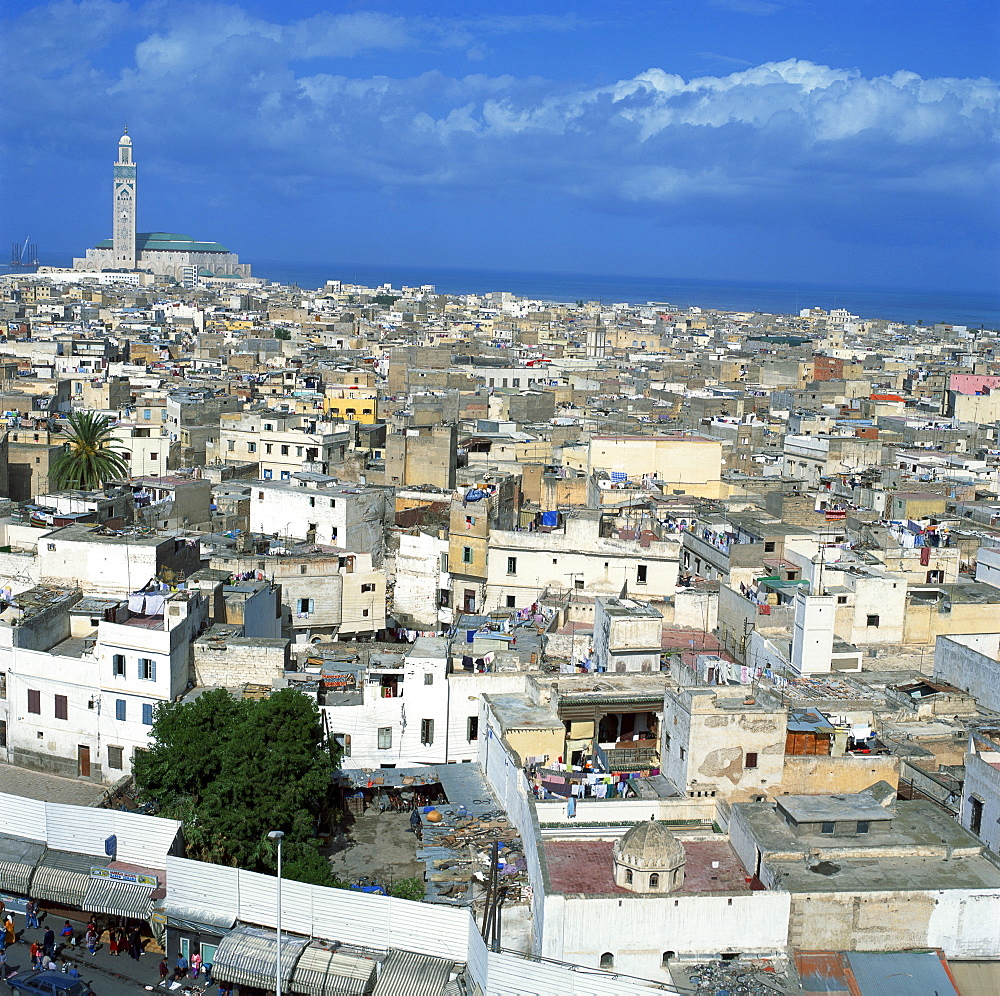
xmin=961 ymin=750 xmax=1000 ymax=855
xmin=779 ymin=754 xmax=900 ymax=796
xmin=542 ymin=890 xmax=790 ymax=978
xmin=934 ymin=633 xmax=1000 ymax=712
xmin=193 ymin=636 xmax=290 ymax=687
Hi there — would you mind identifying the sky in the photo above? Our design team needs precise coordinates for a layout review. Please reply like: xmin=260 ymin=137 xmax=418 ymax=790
xmin=2 ymin=0 xmax=999 ymax=291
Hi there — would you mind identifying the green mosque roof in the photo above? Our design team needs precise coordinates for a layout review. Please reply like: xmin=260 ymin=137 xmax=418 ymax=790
xmin=94 ymin=232 xmax=231 ymax=253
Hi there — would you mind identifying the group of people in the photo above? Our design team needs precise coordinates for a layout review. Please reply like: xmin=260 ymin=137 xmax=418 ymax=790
xmin=159 ymin=950 xmax=215 ymax=986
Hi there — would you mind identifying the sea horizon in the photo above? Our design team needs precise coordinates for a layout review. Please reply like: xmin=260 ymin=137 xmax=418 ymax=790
xmin=6 ymin=253 xmax=999 ymax=328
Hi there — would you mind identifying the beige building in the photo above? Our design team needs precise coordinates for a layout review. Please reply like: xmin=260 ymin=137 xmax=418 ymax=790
xmin=585 ymin=434 xmax=725 ymax=498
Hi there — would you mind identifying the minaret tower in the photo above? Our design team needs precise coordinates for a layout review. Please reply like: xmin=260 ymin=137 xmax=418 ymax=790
xmin=112 ymin=128 xmax=137 ymax=269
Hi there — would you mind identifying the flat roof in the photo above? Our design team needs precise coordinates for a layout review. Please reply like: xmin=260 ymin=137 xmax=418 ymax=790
xmin=777 ymin=793 xmax=891 ymax=824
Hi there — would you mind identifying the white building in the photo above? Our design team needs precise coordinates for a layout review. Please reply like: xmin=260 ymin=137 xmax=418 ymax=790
xmin=391 ymin=529 xmax=451 ymax=631
xmin=248 ymin=476 xmax=389 ymax=566
xmin=73 ymin=131 xmax=251 ymax=279
xmin=1 ymin=585 xmax=206 ymax=782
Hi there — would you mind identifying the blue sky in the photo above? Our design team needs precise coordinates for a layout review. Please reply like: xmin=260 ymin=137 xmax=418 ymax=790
xmin=2 ymin=0 xmax=998 ymax=290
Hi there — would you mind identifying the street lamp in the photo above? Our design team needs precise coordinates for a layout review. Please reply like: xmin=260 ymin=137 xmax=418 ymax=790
xmin=268 ymin=830 xmax=284 ymax=996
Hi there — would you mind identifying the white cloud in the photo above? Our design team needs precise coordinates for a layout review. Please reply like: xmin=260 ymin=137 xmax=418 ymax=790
xmin=3 ymin=1 xmax=997 ymax=239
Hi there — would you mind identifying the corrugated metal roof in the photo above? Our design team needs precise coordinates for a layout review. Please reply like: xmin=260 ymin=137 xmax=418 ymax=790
xmin=291 ymin=946 xmax=377 ymax=996
xmin=372 ymin=950 xmax=453 ymax=996
xmin=82 ymin=878 xmax=154 ymax=919
xmin=212 ymin=925 xmax=307 ymax=990
xmin=947 ymin=960 xmax=1000 ymax=996
xmin=845 ymin=951 xmax=957 ymax=996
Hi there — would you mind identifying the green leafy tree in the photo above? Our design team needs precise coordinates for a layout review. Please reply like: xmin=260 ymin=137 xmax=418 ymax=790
xmin=389 ymin=877 xmax=425 ymax=902
xmin=273 ymin=328 xmax=292 ymax=340
xmin=134 ymin=688 xmax=339 ymax=879
xmin=50 ymin=411 xmax=130 ymax=489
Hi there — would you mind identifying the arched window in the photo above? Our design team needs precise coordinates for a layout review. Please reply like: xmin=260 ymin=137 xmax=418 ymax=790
xmin=649 ymin=873 xmax=660 ymax=888
xmin=625 ymin=869 xmax=633 ymax=885
xmin=600 ymin=952 xmax=614 ymax=970
xmin=662 ymin=951 xmax=675 ymax=967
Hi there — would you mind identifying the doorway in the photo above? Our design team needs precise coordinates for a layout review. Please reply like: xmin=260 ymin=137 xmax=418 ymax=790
xmin=78 ymin=745 xmax=91 ymax=777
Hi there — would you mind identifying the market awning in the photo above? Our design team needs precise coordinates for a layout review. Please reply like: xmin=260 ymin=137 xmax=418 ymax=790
xmin=0 ymin=835 xmax=44 ymax=896
xmin=82 ymin=878 xmax=154 ymax=920
xmin=372 ymin=950 xmax=454 ymax=996
xmin=32 ymin=852 xmax=107 ymax=908
xmin=291 ymin=945 xmax=377 ymax=996
xmin=154 ymin=901 xmax=235 ymax=935
xmin=212 ymin=925 xmax=307 ymax=990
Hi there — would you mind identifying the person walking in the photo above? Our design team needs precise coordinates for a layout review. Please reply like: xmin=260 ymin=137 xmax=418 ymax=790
xmin=108 ymin=924 xmax=119 ymax=957
xmin=190 ymin=951 xmax=202 ymax=978
xmin=43 ymin=926 xmax=55 ymax=958
xmin=60 ymin=921 xmax=75 ymax=948
xmin=85 ymin=926 xmax=98 ymax=955
xmin=115 ymin=926 xmax=128 ymax=957
xmin=158 ymin=957 xmax=169 ymax=984
xmin=3 ymin=914 xmax=14 ymax=948
xmin=25 ymin=899 xmax=39 ymax=930
xmin=30 ymin=941 xmax=41 ymax=970
xmin=128 ymin=928 xmax=143 ymax=961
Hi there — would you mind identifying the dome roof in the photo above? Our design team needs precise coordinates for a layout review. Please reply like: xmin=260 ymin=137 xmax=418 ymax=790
xmin=613 ymin=820 xmax=686 ymax=870
xmin=119 ymin=132 xmax=132 ymax=146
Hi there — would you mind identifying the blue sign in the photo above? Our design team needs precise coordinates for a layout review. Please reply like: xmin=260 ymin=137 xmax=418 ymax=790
xmin=104 ymin=835 xmax=117 ymax=859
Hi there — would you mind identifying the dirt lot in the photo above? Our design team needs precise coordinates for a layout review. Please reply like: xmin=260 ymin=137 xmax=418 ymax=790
xmin=325 ymin=808 xmax=425 ymax=887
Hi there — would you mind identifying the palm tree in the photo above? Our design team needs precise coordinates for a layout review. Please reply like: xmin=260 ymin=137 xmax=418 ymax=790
xmin=50 ymin=411 xmax=131 ymax=490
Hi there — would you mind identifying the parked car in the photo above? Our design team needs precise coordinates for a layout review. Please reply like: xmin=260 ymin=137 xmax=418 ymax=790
xmin=7 ymin=971 xmax=94 ymax=996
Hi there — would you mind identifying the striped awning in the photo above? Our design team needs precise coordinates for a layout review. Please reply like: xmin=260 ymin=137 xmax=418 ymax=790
xmin=291 ymin=946 xmax=377 ymax=996
xmin=31 ymin=865 xmax=92 ymax=908
xmin=82 ymin=878 xmax=154 ymax=920
xmin=212 ymin=925 xmax=307 ymax=990
xmin=0 ymin=858 xmax=36 ymax=896
xmin=0 ymin=836 xmax=44 ymax=896
xmin=372 ymin=951 xmax=454 ymax=996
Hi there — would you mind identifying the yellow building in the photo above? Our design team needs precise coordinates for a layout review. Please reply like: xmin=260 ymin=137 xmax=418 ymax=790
xmin=587 ymin=433 xmax=725 ymax=499
xmin=323 ymin=389 xmax=378 ymax=424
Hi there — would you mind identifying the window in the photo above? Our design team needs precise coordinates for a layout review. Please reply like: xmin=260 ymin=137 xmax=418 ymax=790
xmin=264 ymin=423 xmax=273 ymax=431
xmin=507 ymin=556 xmax=517 ymax=575
xmin=574 ymin=578 xmax=584 ymax=590
xmin=856 ymin=820 xmax=870 ymax=834
xmin=138 ymin=658 xmax=156 ymax=681
xmin=280 ymin=471 xmax=290 ymax=480
xmin=115 ymin=698 xmax=127 ymax=722
xmin=467 ymin=716 xmax=479 ymax=741
xmin=866 ymin=614 xmax=880 ymax=628
xmin=649 ymin=873 xmax=660 ymax=888
xmin=361 ymin=583 xmax=375 ymax=593
xmin=227 ymin=439 xmax=236 ymax=451
xmin=142 ymin=703 xmax=154 ymax=725
xmin=54 ymin=695 xmax=68 ymax=720
xmin=298 ymin=598 xmax=314 ymax=615
xmin=27 ymin=689 xmax=41 ymax=715
xmin=837 ymin=595 xmax=848 ymax=604
xmin=265 ymin=443 xmax=273 ymax=454
xmin=300 ymin=565 xmax=307 ymax=575
xmin=143 ymin=409 xmax=151 ymax=420
xmin=112 ymin=654 xmax=126 ymax=676
xmin=107 ymin=746 xmax=124 ymax=769
xmin=280 ymin=445 xmax=289 ymax=455
xmin=377 ymin=727 xmax=392 ymax=749
xmin=420 ymin=718 xmax=435 ymax=745
xmin=308 ymin=496 xmax=315 ymax=507
xmin=764 ymin=541 xmax=775 ymax=553
xmin=263 ymin=469 xmax=273 ymax=479
xmin=506 ymin=595 xmax=516 ymax=608
xmin=679 ymin=747 xmax=686 ymax=760
xmin=970 ymin=796 xmax=984 ymax=836
xmin=745 ymin=751 xmax=758 ymax=769
xmin=424 ymin=673 xmax=434 ymax=686
xmin=248 ymin=442 xmax=257 ymax=453
xmin=362 ymin=608 xmax=369 ymax=617
xmin=820 ymin=821 xmax=835 ymax=834
xmin=625 ymin=869 xmax=633 ymax=885
xmin=600 ymin=953 xmax=615 ymax=970
xmin=636 ymin=564 xmax=647 ymax=584
xmin=332 ymin=733 xmax=351 ymax=757
xmin=462 ymin=546 xmax=473 ymax=564
xmin=47 ymin=542 xmax=57 ymax=552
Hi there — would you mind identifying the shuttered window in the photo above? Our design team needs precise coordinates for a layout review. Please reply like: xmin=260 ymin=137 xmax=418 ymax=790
xmin=54 ymin=695 xmax=68 ymax=720
xmin=27 ymin=689 xmax=41 ymax=714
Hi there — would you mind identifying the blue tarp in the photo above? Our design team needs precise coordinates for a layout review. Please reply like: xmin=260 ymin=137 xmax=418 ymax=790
xmin=464 ymin=489 xmax=487 ymax=502
xmin=541 ymin=510 xmax=559 ymax=527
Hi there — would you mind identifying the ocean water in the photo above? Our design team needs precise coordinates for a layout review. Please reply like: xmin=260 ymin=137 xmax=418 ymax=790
xmin=8 ymin=255 xmax=999 ymax=327
xmin=251 ymin=259 xmax=1000 ymax=328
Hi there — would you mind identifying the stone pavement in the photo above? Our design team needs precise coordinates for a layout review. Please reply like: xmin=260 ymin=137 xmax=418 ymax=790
xmin=0 ymin=762 xmax=107 ymax=806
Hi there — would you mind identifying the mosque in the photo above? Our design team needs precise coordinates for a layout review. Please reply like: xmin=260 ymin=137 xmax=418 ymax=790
xmin=73 ymin=130 xmax=251 ymax=280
